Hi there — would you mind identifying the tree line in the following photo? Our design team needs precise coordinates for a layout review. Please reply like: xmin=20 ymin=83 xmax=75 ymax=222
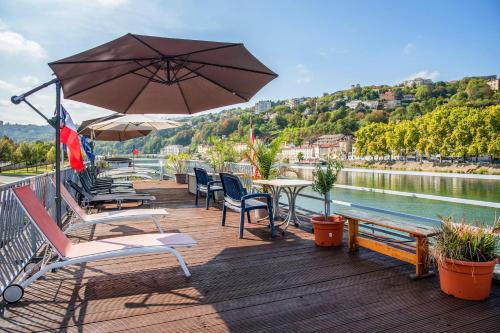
xmin=354 ymin=105 xmax=499 ymax=162
xmin=0 ymin=136 xmax=55 ymax=171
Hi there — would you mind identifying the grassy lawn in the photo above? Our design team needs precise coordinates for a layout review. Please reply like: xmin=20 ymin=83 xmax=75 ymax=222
xmin=0 ymin=164 xmax=54 ymax=176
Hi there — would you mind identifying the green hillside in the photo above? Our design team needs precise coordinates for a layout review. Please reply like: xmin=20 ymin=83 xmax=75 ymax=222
xmin=94 ymin=76 xmax=500 ymax=155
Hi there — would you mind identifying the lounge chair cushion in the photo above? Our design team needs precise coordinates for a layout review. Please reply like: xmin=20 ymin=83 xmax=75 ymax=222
xmin=84 ymin=208 xmax=168 ymax=221
xmin=67 ymin=233 xmax=196 ymax=258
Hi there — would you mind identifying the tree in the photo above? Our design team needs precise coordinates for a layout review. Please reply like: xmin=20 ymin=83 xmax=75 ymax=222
xmin=355 ymin=123 xmax=388 ymax=159
xmin=46 ymin=146 xmax=56 ymax=167
xmin=0 ymin=136 xmax=16 ymax=163
xmin=16 ymin=142 xmax=34 ymax=171
xmin=415 ymin=85 xmax=433 ymax=100
xmin=465 ymin=79 xmax=493 ymax=100
xmin=297 ymin=152 xmax=305 ymax=162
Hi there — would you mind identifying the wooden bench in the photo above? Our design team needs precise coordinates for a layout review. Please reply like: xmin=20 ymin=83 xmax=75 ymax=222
xmin=337 ymin=210 xmax=439 ymax=279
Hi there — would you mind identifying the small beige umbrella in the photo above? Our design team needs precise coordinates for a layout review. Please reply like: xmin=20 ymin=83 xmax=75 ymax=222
xmin=87 ymin=114 xmax=181 ymax=132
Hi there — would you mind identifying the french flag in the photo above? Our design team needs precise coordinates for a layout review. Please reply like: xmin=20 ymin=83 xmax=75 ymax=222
xmin=60 ymin=106 xmax=84 ymax=172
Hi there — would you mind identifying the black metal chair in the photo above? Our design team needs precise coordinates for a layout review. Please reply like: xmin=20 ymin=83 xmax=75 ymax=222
xmin=219 ymin=172 xmax=276 ymax=239
xmin=193 ymin=167 xmax=223 ymax=209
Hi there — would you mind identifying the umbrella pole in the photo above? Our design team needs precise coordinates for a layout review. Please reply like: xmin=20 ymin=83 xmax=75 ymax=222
xmin=11 ymin=78 xmax=62 ymax=227
xmin=54 ymin=82 xmax=62 ymax=227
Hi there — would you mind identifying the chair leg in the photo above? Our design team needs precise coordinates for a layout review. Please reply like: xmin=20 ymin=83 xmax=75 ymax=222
xmin=195 ymin=190 xmax=199 ymax=206
xmin=206 ymin=191 xmax=210 ymax=210
xmin=213 ymin=192 xmax=216 ymax=203
xmin=221 ymin=205 xmax=227 ymax=226
xmin=247 ymin=210 xmax=252 ymax=224
xmin=239 ymin=210 xmax=245 ymax=239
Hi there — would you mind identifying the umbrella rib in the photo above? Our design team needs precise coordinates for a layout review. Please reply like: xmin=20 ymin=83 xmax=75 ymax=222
xmin=174 ymin=43 xmax=242 ymax=58
xmin=172 ymin=59 xmax=248 ymax=102
xmin=124 ymin=66 xmax=162 ymax=114
xmin=180 ymin=59 xmax=278 ymax=76
xmin=65 ymin=60 xmax=160 ymax=99
xmin=133 ymin=60 xmax=164 ymax=81
xmin=177 ymin=81 xmax=192 ymax=114
xmin=49 ymin=57 xmax=158 ymax=65
xmin=129 ymin=34 xmax=164 ymax=56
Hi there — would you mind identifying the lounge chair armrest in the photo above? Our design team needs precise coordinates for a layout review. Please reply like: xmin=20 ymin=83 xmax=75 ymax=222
xmin=241 ymin=193 xmax=271 ymax=201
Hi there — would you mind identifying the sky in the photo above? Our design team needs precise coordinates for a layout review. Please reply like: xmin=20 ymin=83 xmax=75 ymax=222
xmin=0 ymin=0 xmax=499 ymax=125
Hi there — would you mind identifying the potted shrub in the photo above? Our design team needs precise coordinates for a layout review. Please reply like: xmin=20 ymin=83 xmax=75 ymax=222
xmin=244 ymin=138 xmax=282 ymax=219
xmin=311 ymin=157 xmax=344 ymax=247
xmin=206 ymin=136 xmax=239 ymax=173
xmin=166 ymin=152 xmax=190 ymax=184
xmin=433 ymin=217 xmax=499 ymax=301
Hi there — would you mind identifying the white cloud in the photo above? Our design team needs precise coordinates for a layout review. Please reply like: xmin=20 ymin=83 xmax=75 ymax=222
xmin=21 ymin=75 xmax=40 ymax=86
xmin=406 ymin=70 xmax=440 ymax=81
xmin=0 ymin=30 xmax=46 ymax=59
xmin=94 ymin=0 xmax=128 ymax=8
xmin=0 ymin=79 xmax=19 ymax=94
xmin=403 ymin=42 xmax=416 ymax=55
xmin=296 ymin=64 xmax=312 ymax=84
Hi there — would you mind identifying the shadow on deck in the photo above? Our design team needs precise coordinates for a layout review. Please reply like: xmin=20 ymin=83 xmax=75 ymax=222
xmin=0 ymin=180 xmax=498 ymax=332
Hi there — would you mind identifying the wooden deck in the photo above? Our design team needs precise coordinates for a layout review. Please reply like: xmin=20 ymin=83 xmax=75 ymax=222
xmin=1 ymin=180 xmax=498 ymax=332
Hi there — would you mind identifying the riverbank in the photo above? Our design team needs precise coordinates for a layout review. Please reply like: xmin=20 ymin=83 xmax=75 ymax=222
xmin=342 ymin=160 xmax=500 ymax=175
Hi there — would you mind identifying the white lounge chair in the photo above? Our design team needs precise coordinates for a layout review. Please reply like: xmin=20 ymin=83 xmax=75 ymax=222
xmin=2 ymin=185 xmax=196 ymax=304
xmin=56 ymin=180 xmax=168 ymax=234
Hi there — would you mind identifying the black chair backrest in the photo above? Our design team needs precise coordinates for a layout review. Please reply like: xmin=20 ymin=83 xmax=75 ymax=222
xmin=79 ymin=172 xmax=95 ymax=192
xmin=66 ymin=180 xmax=90 ymax=202
xmin=194 ymin=167 xmax=210 ymax=186
xmin=219 ymin=173 xmax=246 ymax=201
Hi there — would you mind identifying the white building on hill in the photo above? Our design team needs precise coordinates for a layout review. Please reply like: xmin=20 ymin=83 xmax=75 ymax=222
xmin=254 ymin=100 xmax=272 ymax=113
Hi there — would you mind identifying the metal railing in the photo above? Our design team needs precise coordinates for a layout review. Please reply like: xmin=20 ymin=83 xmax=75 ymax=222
xmin=0 ymin=168 xmax=80 ymax=293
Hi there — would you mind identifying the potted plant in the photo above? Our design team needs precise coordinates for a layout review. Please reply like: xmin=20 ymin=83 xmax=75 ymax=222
xmin=311 ymin=157 xmax=344 ymax=247
xmin=206 ymin=136 xmax=239 ymax=173
xmin=166 ymin=152 xmax=190 ymax=184
xmin=244 ymin=138 xmax=282 ymax=219
xmin=433 ymin=217 xmax=499 ymax=301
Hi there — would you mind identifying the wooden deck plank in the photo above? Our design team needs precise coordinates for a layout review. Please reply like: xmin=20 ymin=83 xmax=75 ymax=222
xmin=0 ymin=180 xmax=497 ymax=333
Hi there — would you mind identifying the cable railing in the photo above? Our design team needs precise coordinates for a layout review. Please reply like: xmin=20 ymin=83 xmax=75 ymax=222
xmin=0 ymin=168 xmax=80 ymax=294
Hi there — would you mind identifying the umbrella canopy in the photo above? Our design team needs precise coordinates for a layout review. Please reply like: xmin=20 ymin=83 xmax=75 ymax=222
xmin=87 ymin=114 xmax=181 ymax=131
xmin=78 ymin=114 xmax=152 ymax=141
xmin=49 ymin=33 xmax=278 ymax=115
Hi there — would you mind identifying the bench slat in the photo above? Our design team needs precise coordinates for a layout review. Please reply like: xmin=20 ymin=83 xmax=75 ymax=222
xmin=338 ymin=209 xmax=438 ymax=237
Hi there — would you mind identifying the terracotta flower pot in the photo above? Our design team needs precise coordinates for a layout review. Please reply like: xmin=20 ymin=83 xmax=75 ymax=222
xmin=174 ymin=173 xmax=187 ymax=184
xmin=438 ymin=258 xmax=497 ymax=301
xmin=311 ymin=215 xmax=345 ymax=247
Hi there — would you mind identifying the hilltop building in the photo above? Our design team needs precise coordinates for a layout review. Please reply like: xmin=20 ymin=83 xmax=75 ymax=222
xmin=346 ymin=100 xmax=379 ymax=110
xmin=286 ymin=97 xmax=307 ymax=108
xmin=380 ymin=91 xmax=397 ymax=101
xmin=254 ymin=100 xmax=272 ymax=113
xmin=403 ymin=77 xmax=433 ymax=87
xmin=487 ymin=77 xmax=499 ymax=91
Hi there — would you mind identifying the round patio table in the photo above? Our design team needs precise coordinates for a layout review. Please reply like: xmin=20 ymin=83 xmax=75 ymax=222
xmin=253 ymin=179 xmax=312 ymax=234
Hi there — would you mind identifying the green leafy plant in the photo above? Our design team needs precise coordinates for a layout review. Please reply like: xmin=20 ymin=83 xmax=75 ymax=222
xmin=312 ymin=157 xmax=343 ymax=219
xmin=243 ymin=138 xmax=282 ymax=180
xmin=433 ymin=217 xmax=499 ymax=263
xmin=166 ymin=152 xmax=190 ymax=174
xmin=206 ymin=136 xmax=239 ymax=172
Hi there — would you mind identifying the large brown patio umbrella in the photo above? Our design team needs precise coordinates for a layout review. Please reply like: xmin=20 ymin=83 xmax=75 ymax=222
xmin=11 ymin=33 xmax=276 ymax=229
xmin=49 ymin=33 xmax=278 ymax=115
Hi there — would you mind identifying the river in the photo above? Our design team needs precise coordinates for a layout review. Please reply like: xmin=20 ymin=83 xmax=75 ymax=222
xmin=120 ymin=158 xmax=500 ymax=226
xmin=292 ymin=167 xmax=499 ymax=227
